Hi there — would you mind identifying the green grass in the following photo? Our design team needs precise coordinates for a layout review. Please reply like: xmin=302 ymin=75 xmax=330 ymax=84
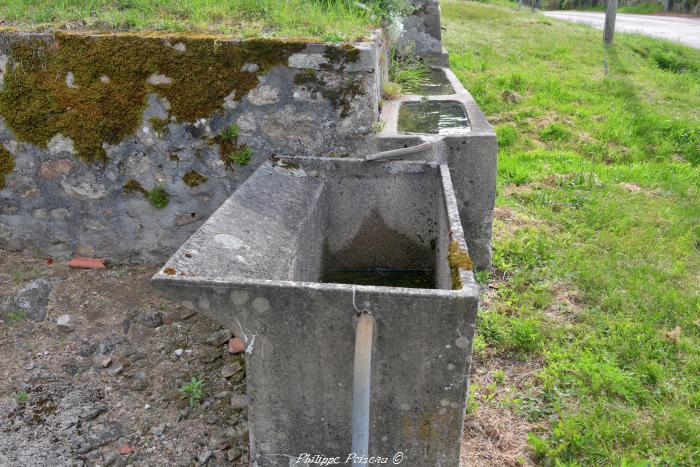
xmin=0 ymin=0 xmax=391 ymax=41
xmin=443 ymin=1 xmax=699 ymax=464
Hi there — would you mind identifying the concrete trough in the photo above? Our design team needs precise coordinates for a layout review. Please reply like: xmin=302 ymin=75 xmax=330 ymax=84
xmin=152 ymin=156 xmax=478 ymax=466
xmin=378 ymin=66 xmax=497 ymax=270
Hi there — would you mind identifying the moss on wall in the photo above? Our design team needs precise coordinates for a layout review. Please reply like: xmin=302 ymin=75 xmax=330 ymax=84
xmin=0 ymin=32 xmax=306 ymax=163
xmin=182 ymin=170 xmax=208 ymax=187
xmin=447 ymin=240 xmax=473 ymax=290
xmin=0 ymin=145 xmax=15 ymax=188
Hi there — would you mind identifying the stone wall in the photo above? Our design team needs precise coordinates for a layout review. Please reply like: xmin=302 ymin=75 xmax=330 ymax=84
xmin=396 ymin=0 xmax=445 ymax=63
xmin=0 ymin=31 xmax=386 ymax=263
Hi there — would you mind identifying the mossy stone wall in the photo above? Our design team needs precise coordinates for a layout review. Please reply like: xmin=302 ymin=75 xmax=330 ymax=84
xmin=0 ymin=31 xmax=385 ymax=262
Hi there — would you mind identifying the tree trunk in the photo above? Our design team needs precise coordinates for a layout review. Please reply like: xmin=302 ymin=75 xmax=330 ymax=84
xmin=604 ymin=0 xmax=618 ymax=45
xmin=664 ymin=0 xmax=673 ymax=12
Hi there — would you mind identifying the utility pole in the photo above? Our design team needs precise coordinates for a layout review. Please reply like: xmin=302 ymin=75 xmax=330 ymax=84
xmin=604 ymin=0 xmax=618 ymax=45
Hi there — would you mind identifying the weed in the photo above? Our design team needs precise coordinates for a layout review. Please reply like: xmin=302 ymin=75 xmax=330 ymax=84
xmin=388 ymin=50 xmax=429 ymax=94
xmin=179 ymin=377 xmax=205 ymax=408
xmin=7 ymin=310 xmax=25 ymax=321
xmin=382 ymin=82 xmax=403 ymax=100
xmin=221 ymin=124 xmax=239 ymax=142
xmin=228 ymin=147 xmax=252 ymax=166
xmin=17 ymin=391 xmax=28 ymax=402
xmin=147 ymin=184 xmax=170 ymax=209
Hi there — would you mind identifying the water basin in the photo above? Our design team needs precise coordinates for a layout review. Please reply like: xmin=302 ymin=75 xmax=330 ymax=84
xmin=398 ymin=100 xmax=470 ymax=135
xmin=417 ymin=69 xmax=455 ymax=95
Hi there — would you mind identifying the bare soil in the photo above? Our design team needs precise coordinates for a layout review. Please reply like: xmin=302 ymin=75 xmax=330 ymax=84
xmin=0 ymin=250 xmax=249 ymax=466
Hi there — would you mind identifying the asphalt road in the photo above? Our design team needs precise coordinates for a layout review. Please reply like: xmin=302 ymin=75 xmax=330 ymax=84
xmin=543 ymin=11 xmax=700 ymax=49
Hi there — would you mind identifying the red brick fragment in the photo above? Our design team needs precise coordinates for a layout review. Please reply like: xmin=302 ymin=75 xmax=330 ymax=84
xmin=118 ymin=444 xmax=134 ymax=455
xmin=228 ymin=337 xmax=246 ymax=354
xmin=69 ymin=257 xmax=106 ymax=269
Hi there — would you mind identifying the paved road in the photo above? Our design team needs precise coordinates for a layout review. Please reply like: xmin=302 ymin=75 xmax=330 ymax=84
xmin=543 ymin=11 xmax=700 ymax=49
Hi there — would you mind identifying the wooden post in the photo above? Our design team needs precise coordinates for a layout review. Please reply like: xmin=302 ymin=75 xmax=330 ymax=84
xmin=604 ymin=0 xmax=618 ymax=45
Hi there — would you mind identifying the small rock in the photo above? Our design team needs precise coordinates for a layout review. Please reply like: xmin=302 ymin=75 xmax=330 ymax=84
xmin=108 ymin=362 xmax=124 ymax=376
xmin=208 ymin=428 xmax=230 ymax=450
xmin=214 ymin=390 xmax=231 ymax=399
xmin=140 ymin=310 xmax=163 ymax=328
xmin=227 ymin=447 xmax=242 ymax=462
xmin=151 ymin=424 xmax=166 ymax=436
xmin=102 ymin=451 xmax=118 ymax=466
xmin=227 ymin=337 xmax=246 ymax=354
xmin=220 ymin=362 xmax=242 ymax=379
xmin=230 ymin=394 xmax=249 ymax=410
xmin=75 ymin=422 xmax=122 ymax=454
xmin=79 ymin=341 xmax=98 ymax=357
xmin=144 ymin=403 xmax=151 ymax=410
xmin=2 ymin=279 xmax=53 ymax=322
xmin=130 ymin=371 xmax=149 ymax=392
xmin=174 ymin=348 xmax=184 ymax=357
xmin=206 ymin=329 xmax=232 ymax=347
xmin=94 ymin=355 xmax=112 ymax=369
xmin=197 ymin=449 xmax=213 ymax=464
xmin=38 ymin=159 xmax=74 ymax=180
xmin=56 ymin=314 xmax=71 ymax=329
xmin=118 ymin=444 xmax=134 ymax=455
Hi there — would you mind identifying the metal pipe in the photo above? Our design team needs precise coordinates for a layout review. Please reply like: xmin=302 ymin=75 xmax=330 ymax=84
xmin=351 ymin=313 xmax=374 ymax=466
xmin=364 ymin=141 xmax=432 ymax=162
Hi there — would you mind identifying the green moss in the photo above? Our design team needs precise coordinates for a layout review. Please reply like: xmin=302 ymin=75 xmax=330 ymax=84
xmin=149 ymin=117 xmax=170 ymax=135
xmin=0 ymin=146 xmax=15 ymax=189
xmin=122 ymin=179 xmax=147 ymax=194
xmin=293 ymin=70 xmax=363 ymax=117
xmin=447 ymin=240 xmax=473 ymax=290
xmin=182 ymin=170 xmax=208 ymax=187
xmin=0 ymin=32 xmax=305 ymax=163
xmin=147 ymin=184 xmax=170 ymax=209
xmin=293 ymin=69 xmax=317 ymax=85
xmin=323 ymin=44 xmax=360 ymax=70
xmin=228 ymin=146 xmax=252 ymax=166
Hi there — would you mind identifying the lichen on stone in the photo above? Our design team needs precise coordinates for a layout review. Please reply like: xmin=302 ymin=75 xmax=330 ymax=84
xmin=148 ymin=117 xmax=170 ymax=135
xmin=182 ymin=170 xmax=208 ymax=187
xmin=0 ymin=31 xmax=306 ymax=163
xmin=122 ymin=179 xmax=147 ymax=194
xmin=0 ymin=145 xmax=15 ymax=189
xmin=447 ymin=240 xmax=473 ymax=290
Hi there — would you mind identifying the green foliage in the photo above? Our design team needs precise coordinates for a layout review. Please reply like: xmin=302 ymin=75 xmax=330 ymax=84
xmin=228 ymin=146 xmax=253 ymax=166
xmin=444 ymin=1 xmax=700 ymax=463
xmin=17 ymin=391 xmax=28 ymax=402
xmin=539 ymin=122 xmax=570 ymax=141
xmin=496 ymin=124 xmax=518 ymax=148
xmin=221 ymin=124 xmax=239 ymax=142
xmin=147 ymin=184 xmax=169 ymax=209
xmin=0 ymin=0 xmax=383 ymax=40
xmin=179 ymin=377 xmax=205 ymax=408
xmin=388 ymin=50 xmax=430 ymax=95
xmin=6 ymin=310 xmax=25 ymax=321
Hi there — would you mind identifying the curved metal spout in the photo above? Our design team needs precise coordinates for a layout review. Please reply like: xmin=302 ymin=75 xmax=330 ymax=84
xmin=364 ymin=141 xmax=432 ymax=162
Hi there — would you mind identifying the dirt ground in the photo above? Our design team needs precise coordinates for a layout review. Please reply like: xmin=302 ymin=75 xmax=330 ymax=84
xmin=0 ymin=250 xmax=249 ymax=466
xmin=1 ymin=248 xmax=536 ymax=466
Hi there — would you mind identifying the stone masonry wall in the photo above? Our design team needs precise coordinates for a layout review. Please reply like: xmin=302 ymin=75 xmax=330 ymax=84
xmin=0 ymin=32 xmax=385 ymax=263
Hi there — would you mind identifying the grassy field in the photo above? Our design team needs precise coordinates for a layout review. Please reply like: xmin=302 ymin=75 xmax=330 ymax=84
xmin=442 ymin=1 xmax=700 ymax=465
xmin=0 ymin=0 xmax=384 ymax=41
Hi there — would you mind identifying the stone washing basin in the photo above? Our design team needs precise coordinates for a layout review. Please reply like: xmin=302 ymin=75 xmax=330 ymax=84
xmin=152 ymin=156 xmax=478 ymax=466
